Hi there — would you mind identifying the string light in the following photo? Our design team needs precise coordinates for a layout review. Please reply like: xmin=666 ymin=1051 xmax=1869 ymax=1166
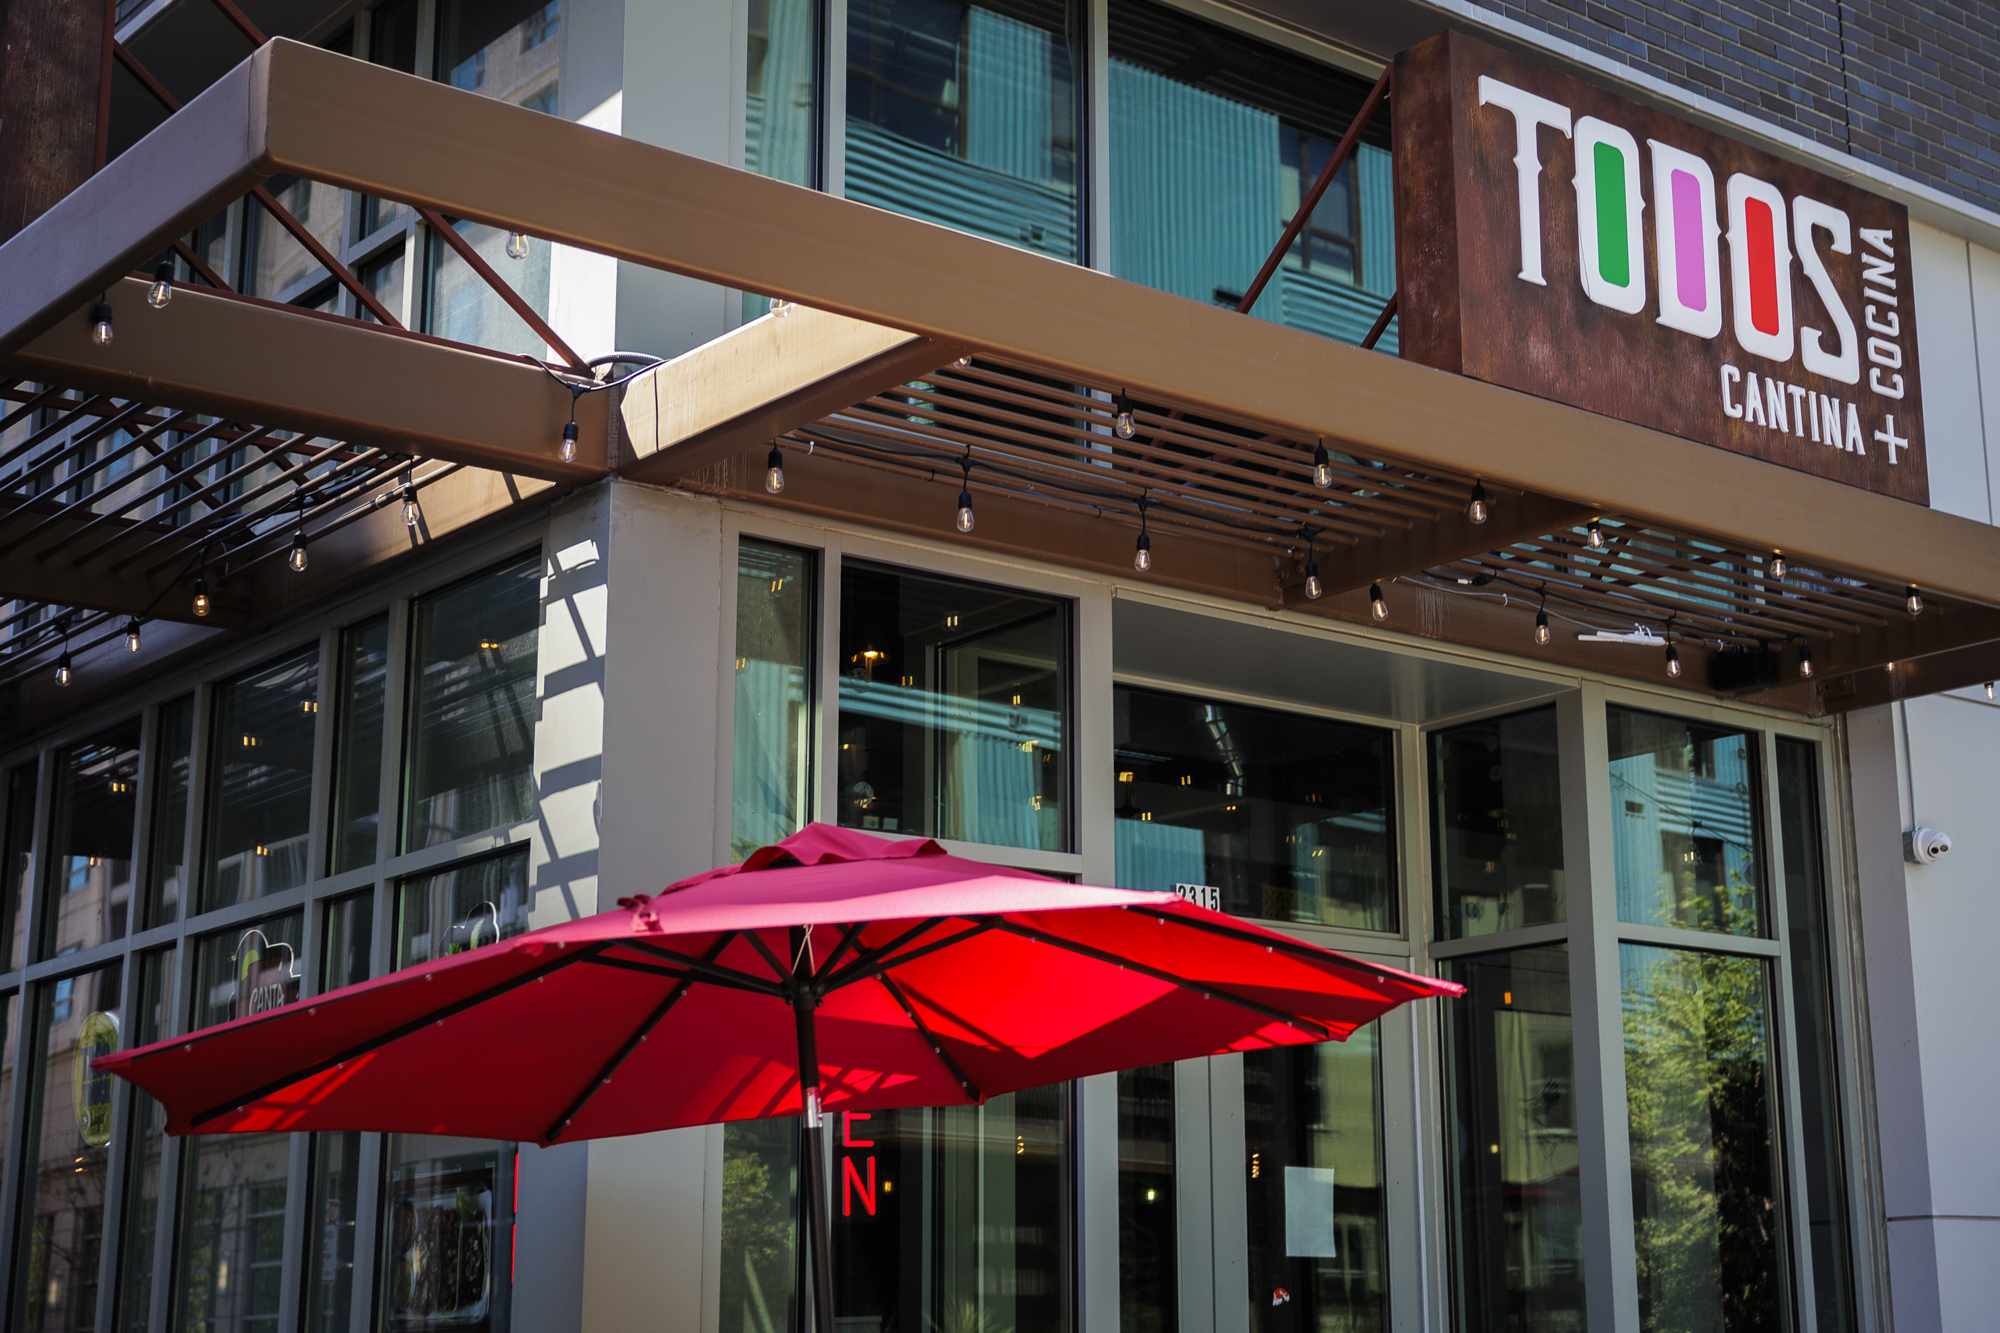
xmin=1113 ymin=393 xmax=1136 ymax=440
xmin=765 ymin=445 xmax=786 ymax=494
xmin=1664 ymin=632 xmax=1682 ymax=678
xmin=1301 ymin=528 xmax=1321 ymax=599
xmin=1905 ymin=584 xmax=1922 ymax=615
xmin=1369 ymin=582 xmax=1387 ymax=621
xmin=559 ymin=419 xmax=578 ymax=464
xmin=1134 ymin=497 xmax=1152 ymax=573
xmin=1586 ymin=518 xmax=1605 ymax=550
xmin=954 ymin=355 xmax=972 ymax=369
xmin=55 ymin=617 xmax=71 ymax=686
xmin=192 ymin=575 xmax=210 ymax=618
xmin=400 ymin=484 xmax=421 ymax=528
xmin=287 ymin=490 xmax=309 ymax=572
xmin=1534 ymin=596 xmax=1550 ymax=646
xmin=1770 ymin=551 xmax=1787 ymax=580
xmin=1986 ymin=682 xmax=1995 ymax=700
xmin=125 ymin=620 xmax=142 ymax=653
xmin=1312 ymin=440 xmax=1334 ymax=489
xmin=90 ymin=299 xmax=114 ymax=347
xmin=955 ymin=457 xmax=975 ymax=534
xmin=147 ymin=263 xmax=174 ymax=309
xmin=506 ymin=232 xmax=531 ymax=260
xmin=1799 ymin=643 xmax=1814 ymax=678
xmin=1466 ymin=482 xmax=1489 ymax=524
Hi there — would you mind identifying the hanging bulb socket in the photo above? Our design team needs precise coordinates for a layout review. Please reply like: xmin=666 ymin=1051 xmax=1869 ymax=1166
xmin=1905 ymin=584 xmax=1923 ymax=615
xmin=192 ymin=576 xmax=211 ymax=618
xmin=1112 ymin=393 xmax=1136 ymax=440
xmin=55 ymin=651 xmax=71 ymax=687
xmin=764 ymin=446 xmax=786 ymax=494
xmin=1799 ymin=643 xmax=1814 ymax=678
xmin=1586 ymin=518 xmax=1605 ymax=549
xmin=1534 ymin=606 xmax=1550 ymax=646
xmin=125 ymin=619 xmax=142 ymax=654
xmin=1770 ymin=551 xmax=1787 ymax=580
xmin=289 ymin=530 xmax=309 ymax=573
xmin=1134 ymin=530 xmax=1152 ymax=573
xmin=953 ymin=354 xmax=972 ymax=369
xmin=956 ymin=489 xmax=975 ymax=534
xmin=1466 ymin=482 xmax=1489 ymax=525
xmin=1312 ymin=441 xmax=1334 ymax=490
xmin=147 ymin=263 xmax=174 ymax=309
xmin=559 ymin=419 xmax=579 ymax=464
xmin=506 ymin=232 xmax=531 ymax=260
xmin=400 ymin=485 xmax=420 ymax=528
xmin=1369 ymin=582 xmax=1387 ymax=621
xmin=90 ymin=299 xmax=114 ymax=347
xmin=1986 ymin=681 xmax=1995 ymax=701
xmin=1665 ymin=642 xmax=1682 ymax=678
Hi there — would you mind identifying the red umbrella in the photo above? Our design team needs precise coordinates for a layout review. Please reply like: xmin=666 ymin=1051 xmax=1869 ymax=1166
xmin=100 ymin=824 xmax=1459 ymax=1329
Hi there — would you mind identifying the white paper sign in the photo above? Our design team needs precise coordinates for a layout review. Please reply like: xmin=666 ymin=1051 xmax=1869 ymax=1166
xmin=1174 ymin=883 xmax=1221 ymax=910
xmin=1283 ymin=1165 xmax=1338 ymax=1258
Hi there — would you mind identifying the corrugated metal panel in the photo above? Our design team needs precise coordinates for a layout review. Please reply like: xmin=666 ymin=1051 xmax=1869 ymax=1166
xmin=845 ymin=120 xmax=1078 ymax=260
xmin=965 ymin=7 xmax=1057 ymax=183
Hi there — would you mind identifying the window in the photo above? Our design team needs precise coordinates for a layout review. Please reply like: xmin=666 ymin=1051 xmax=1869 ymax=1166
xmin=1431 ymin=707 xmax=1564 ymax=939
xmin=1607 ymin=709 xmax=1763 ymax=937
xmin=331 ymin=617 xmax=391 ymax=873
xmin=41 ymin=721 xmax=141 ymax=959
xmin=4 ymin=763 xmax=39 ymax=971
xmin=846 ymin=0 xmax=1082 ymax=261
xmin=1118 ymin=1064 xmax=1176 ymax=1333
xmin=1107 ymin=0 xmax=1396 ymax=348
xmin=203 ymin=647 xmax=320 ymax=913
xmin=746 ymin=0 xmax=818 ymax=187
xmin=144 ymin=697 xmax=193 ymax=929
xmin=838 ymin=561 xmax=1069 ymax=849
xmin=117 ymin=949 xmax=177 ymax=1333
xmin=733 ymin=541 xmax=816 ymax=859
xmin=720 ymin=1121 xmax=798 ymax=1333
xmin=402 ymin=555 xmax=540 ymax=852
xmin=1442 ymin=946 xmax=1584 ymax=1333
xmin=307 ymin=893 xmax=374 ymax=1333
xmin=395 ymin=848 xmax=531 ymax=968
xmin=1113 ymin=686 xmax=1397 ymax=932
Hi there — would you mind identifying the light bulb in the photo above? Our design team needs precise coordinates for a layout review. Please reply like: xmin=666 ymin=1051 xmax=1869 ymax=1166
xmin=1466 ymin=482 xmax=1489 ymax=524
xmin=1134 ymin=531 xmax=1151 ymax=573
xmin=559 ymin=420 xmax=578 ymax=464
xmin=1986 ymin=681 xmax=1995 ymax=700
xmin=1312 ymin=443 xmax=1333 ymax=489
xmin=954 ymin=355 xmax=972 ymax=369
xmin=56 ymin=653 xmax=71 ymax=687
xmin=192 ymin=576 xmax=210 ymax=618
xmin=1369 ymin=582 xmax=1387 ymax=621
xmin=1799 ymin=644 xmax=1814 ymax=678
xmin=1905 ymin=584 xmax=1922 ymax=615
xmin=1303 ymin=559 xmax=1322 ymax=600
xmin=147 ymin=263 xmax=174 ymax=309
xmin=1770 ymin=551 xmax=1787 ymax=580
xmin=1665 ymin=643 xmax=1682 ymax=678
xmin=90 ymin=300 xmax=114 ymax=347
xmin=1113 ymin=398 xmax=1136 ymax=440
xmin=765 ymin=446 xmax=785 ymax=494
xmin=506 ymin=232 xmax=530 ymax=260
xmin=956 ymin=490 xmax=974 ymax=534
xmin=1586 ymin=518 xmax=1604 ymax=549
xmin=401 ymin=487 xmax=420 ymax=528
xmin=125 ymin=620 xmax=141 ymax=653
xmin=289 ymin=533 xmax=309 ymax=572
xmin=1534 ymin=608 xmax=1550 ymax=645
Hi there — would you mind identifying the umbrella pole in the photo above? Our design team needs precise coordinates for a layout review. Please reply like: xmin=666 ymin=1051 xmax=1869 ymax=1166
xmin=791 ymin=940 xmax=835 ymax=1333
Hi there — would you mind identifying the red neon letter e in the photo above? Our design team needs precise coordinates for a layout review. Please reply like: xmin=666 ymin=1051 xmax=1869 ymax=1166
xmin=842 ymin=1112 xmax=874 ymax=1147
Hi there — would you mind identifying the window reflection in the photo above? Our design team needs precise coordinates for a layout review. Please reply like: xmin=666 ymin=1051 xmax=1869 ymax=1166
xmin=721 ymin=1120 xmax=798 ymax=1333
xmin=847 ymin=0 xmax=1081 ymax=260
xmin=1443 ymin=946 xmax=1584 ymax=1333
xmin=308 ymin=893 xmax=374 ymax=1333
xmin=42 ymin=722 xmax=141 ymax=959
xmin=1608 ymin=708 xmax=1763 ymax=936
xmin=1117 ymin=1064 xmax=1176 ymax=1333
xmin=1113 ymin=686 xmax=1396 ymax=932
xmin=144 ymin=697 xmax=193 ymax=929
xmin=1243 ymin=1033 xmax=1388 ymax=1331
xmin=331 ymin=617 xmax=390 ymax=873
xmin=1431 ymin=708 xmax=1565 ymax=939
xmin=204 ymin=648 xmax=320 ymax=913
xmin=117 ymin=949 xmax=175 ymax=1333
xmin=395 ymin=849 xmax=530 ymax=968
xmin=733 ymin=542 xmax=815 ymax=860
xmin=191 ymin=913 xmax=304 ymax=1033
xmin=1621 ymin=945 xmax=1786 ymax=1333
xmin=3 ymin=763 xmax=35 ymax=970
xmin=402 ymin=555 xmax=540 ymax=852
xmin=837 ymin=562 xmax=1068 ymax=850
xmin=175 ymin=1133 xmax=292 ymax=1333
xmin=747 ymin=0 xmax=818 ymax=186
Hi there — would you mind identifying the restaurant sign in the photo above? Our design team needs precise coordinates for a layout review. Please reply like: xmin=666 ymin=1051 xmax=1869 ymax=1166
xmin=1394 ymin=32 xmax=1927 ymax=504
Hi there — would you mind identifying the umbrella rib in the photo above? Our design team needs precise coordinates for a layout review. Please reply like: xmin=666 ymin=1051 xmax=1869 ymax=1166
xmin=543 ymin=933 xmax=737 ymax=1144
xmin=1122 ymin=906 xmax=1435 ymax=988
xmin=815 ymin=923 xmax=867 ymax=979
xmin=184 ymin=942 xmax=608 ymax=1130
xmin=586 ymin=951 xmax=773 ymax=995
xmin=741 ymin=928 xmax=798 ymax=987
xmin=819 ymin=920 xmax=992 ymax=994
xmin=873 ymin=973 xmax=982 ymax=1103
xmin=815 ymin=917 xmax=944 ymax=992
xmin=977 ymin=917 xmax=1333 ymax=1041
xmin=620 ymin=940 xmax=789 ymax=997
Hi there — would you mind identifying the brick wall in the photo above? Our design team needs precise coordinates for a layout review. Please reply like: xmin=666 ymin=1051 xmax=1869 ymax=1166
xmin=1470 ymin=0 xmax=2000 ymax=215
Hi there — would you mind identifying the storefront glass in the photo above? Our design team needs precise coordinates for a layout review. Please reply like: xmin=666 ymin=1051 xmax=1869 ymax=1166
xmin=190 ymin=911 xmax=305 ymax=1033
xmin=1112 ymin=686 xmax=1396 ymax=932
xmin=733 ymin=541 xmax=816 ymax=860
xmin=746 ymin=0 xmax=817 ymax=186
xmin=3 ymin=762 xmax=33 ymax=970
xmin=1106 ymin=0 xmax=1397 ymax=347
xmin=837 ymin=562 xmax=1068 ymax=850
xmin=116 ymin=948 xmax=175 ymax=1333
xmin=144 ymin=696 xmax=193 ymax=929
xmin=846 ymin=0 xmax=1082 ymax=262
xmin=1242 ymin=1034 xmax=1388 ymax=1332
xmin=720 ymin=1120 xmax=798 ymax=1333
xmin=396 ymin=848 xmax=530 ymax=964
xmin=174 ymin=1131 xmax=293 ymax=1333
xmin=203 ymin=647 xmax=320 ymax=912
xmin=1775 ymin=739 xmax=1856 ymax=1333
xmin=1607 ymin=709 xmax=1764 ymax=937
xmin=1431 ymin=708 xmax=1564 ymax=939
xmin=402 ymin=555 xmax=541 ymax=851
xmin=307 ymin=891 xmax=375 ymax=1333
xmin=331 ymin=616 xmax=390 ymax=873
xmin=12 ymin=963 xmax=120 ymax=1333
xmin=1117 ymin=1064 xmax=1176 ymax=1333
xmin=40 ymin=721 xmax=141 ymax=958
xmin=832 ymin=1087 xmax=1070 ymax=1331
xmin=1442 ymin=946 xmax=1584 ymax=1333
xmin=1620 ymin=945 xmax=1786 ymax=1333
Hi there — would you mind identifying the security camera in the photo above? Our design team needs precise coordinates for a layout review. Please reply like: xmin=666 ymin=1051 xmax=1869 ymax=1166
xmin=1904 ymin=827 xmax=1952 ymax=865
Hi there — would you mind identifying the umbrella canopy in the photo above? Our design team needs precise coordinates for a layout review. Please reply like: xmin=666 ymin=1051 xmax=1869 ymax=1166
xmin=101 ymin=824 xmax=1459 ymax=1142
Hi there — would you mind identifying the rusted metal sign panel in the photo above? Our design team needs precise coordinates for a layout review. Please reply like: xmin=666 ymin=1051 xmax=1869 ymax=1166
xmin=1395 ymin=32 xmax=1927 ymax=505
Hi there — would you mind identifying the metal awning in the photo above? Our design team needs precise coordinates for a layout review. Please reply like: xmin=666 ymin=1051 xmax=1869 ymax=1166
xmin=3 ymin=38 xmax=1998 ymax=715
